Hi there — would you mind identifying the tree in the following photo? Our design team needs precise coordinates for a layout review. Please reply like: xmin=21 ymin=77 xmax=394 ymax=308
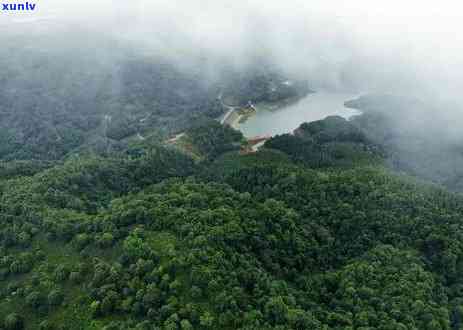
xmin=48 ymin=289 xmax=64 ymax=306
xmin=199 ymin=312 xmax=215 ymax=328
xmin=90 ymin=300 xmax=101 ymax=317
xmin=100 ymin=291 xmax=120 ymax=315
xmin=99 ymin=233 xmax=114 ymax=248
xmin=26 ymin=291 xmax=42 ymax=309
xmin=54 ymin=265 xmax=69 ymax=282
xmin=287 ymin=309 xmax=322 ymax=329
xmin=264 ymin=296 xmax=289 ymax=325
xmin=180 ymin=319 xmax=193 ymax=330
xmin=4 ymin=313 xmax=24 ymax=330
xmin=69 ymin=271 xmax=83 ymax=283
xmin=17 ymin=231 xmax=31 ymax=247
xmin=39 ymin=320 xmax=54 ymax=330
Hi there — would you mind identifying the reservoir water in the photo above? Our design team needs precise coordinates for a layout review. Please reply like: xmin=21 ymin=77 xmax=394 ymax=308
xmin=237 ymin=91 xmax=362 ymax=138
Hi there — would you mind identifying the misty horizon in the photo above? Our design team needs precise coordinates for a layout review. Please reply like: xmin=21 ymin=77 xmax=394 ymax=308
xmin=1 ymin=1 xmax=463 ymax=100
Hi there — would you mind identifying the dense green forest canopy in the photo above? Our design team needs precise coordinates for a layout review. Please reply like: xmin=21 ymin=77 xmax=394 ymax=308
xmin=2 ymin=32 xmax=463 ymax=328
xmin=1 ymin=108 xmax=463 ymax=329
xmin=263 ymin=116 xmax=383 ymax=168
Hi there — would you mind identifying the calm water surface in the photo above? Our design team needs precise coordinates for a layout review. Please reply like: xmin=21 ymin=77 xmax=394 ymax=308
xmin=237 ymin=92 xmax=362 ymax=137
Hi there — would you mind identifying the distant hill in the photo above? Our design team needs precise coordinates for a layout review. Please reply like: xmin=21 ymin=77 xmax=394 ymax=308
xmin=347 ymin=94 xmax=463 ymax=191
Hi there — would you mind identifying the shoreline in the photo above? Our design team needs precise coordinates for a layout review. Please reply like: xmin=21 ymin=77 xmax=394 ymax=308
xmin=223 ymin=91 xmax=315 ymax=129
xmin=223 ymin=109 xmax=242 ymax=128
xmin=236 ymin=91 xmax=363 ymax=138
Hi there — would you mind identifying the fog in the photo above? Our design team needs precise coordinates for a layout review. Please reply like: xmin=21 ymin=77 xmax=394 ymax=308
xmin=3 ymin=0 xmax=463 ymax=117
xmin=4 ymin=0 xmax=462 ymax=98
xmin=2 ymin=1 xmax=463 ymax=187
xmin=3 ymin=0 xmax=463 ymax=130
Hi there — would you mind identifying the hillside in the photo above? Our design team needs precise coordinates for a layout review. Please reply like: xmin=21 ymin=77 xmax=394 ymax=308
xmin=0 ymin=117 xmax=462 ymax=329
xmin=346 ymin=94 xmax=463 ymax=192
xmin=3 ymin=2 xmax=463 ymax=329
xmin=0 ymin=34 xmax=308 ymax=163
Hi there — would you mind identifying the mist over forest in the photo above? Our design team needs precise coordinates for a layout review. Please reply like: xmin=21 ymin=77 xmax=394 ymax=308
xmin=2 ymin=1 xmax=463 ymax=329
xmin=3 ymin=0 xmax=463 ymax=187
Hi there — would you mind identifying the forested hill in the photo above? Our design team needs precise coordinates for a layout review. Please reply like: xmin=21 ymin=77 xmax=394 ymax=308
xmin=0 ymin=33 xmax=310 ymax=163
xmin=1 ymin=114 xmax=463 ymax=330
xmin=346 ymin=94 xmax=463 ymax=192
xmin=0 ymin=40 xmax=223 ymax=161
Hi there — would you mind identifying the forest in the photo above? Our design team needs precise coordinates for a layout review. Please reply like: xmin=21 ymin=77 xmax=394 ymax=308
xmin=346 ymin=94 xmax=463 ymax=192
xmin=1 ymin=104 xmax=463 ymax=329
xmin=2 ymin=33 xmax=463 ymax=329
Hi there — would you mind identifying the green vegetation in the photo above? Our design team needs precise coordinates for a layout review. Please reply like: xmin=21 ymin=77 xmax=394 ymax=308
xmin=0 ymin=35 xmax=310 ymax=163
xmin=264 ymin=116 xmax=382 ymax=168
xmin=185 ymin=121 xmax=245 ymax=161
xmin=222 ymin=66 xmax=312 ymax=106
xmin=1 ymin=112 xmax=463 ymax=329
xmin=347 ymin=94 xmax=463 ymax=191
xmin=2 ymin=40 xmax=463 ymax=328
xmin=165 ymin=121 xmax=245 ymax=162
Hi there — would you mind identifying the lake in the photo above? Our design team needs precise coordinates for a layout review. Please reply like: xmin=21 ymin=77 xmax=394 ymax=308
xmin=237 ymin=91 xmax=362 ymax=138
